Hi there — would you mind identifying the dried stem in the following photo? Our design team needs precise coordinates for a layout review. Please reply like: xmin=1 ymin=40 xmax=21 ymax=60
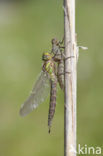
xmin=64 ymin=0 xmax=77 ymax=156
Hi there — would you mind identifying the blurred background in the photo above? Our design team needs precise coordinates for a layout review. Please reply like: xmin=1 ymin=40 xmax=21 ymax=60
xmin=0 ymin=0 xmax=103 ymax=156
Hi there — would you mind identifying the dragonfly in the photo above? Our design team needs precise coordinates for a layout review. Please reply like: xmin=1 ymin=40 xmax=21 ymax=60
xmin=51 ymin=38 xmax=65 ymax=90
xmin=20 ymin=52 xmax=58 ymax=133
xmin=51 ymin=37 xmax=75 ymax=89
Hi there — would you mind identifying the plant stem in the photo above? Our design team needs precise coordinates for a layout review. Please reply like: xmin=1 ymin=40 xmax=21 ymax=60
xmin=64 ymin=0 xmax=77 ymax=156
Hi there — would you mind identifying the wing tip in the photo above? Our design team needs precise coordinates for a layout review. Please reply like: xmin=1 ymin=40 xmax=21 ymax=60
xmin=19 ymin=104 xmax=27 ymax=117
xmin=19 ymin=109 xmax=25 ymax=117
xmin=19 ymin=102 xmax=37 ymax=117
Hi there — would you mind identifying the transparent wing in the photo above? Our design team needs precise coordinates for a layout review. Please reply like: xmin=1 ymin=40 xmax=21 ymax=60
xmin=19 ymin=71 xmax=50 ymax=117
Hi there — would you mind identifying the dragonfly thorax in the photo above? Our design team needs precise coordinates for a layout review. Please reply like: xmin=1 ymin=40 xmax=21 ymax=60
xmin=42 ymin=59 xmax=56 ymax=82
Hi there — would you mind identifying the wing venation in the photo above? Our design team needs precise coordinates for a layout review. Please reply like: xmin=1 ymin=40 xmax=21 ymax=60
xmin=19 ymin=71 xmax=50 ymax=117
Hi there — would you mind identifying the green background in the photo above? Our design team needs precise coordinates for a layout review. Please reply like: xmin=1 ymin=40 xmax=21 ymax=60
xmin=0 ymin=0 xmax=103 ymax=156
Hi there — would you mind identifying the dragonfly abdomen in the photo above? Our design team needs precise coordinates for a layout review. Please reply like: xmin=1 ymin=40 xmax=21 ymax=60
xmin=48 ymin=80 xmax=57 ymax=133
xmin=58 ymin=60 xmax=64 ymax=90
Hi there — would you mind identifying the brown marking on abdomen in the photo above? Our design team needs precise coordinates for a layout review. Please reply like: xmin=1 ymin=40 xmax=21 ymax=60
xmin=48 ymin=80 xmax=57 ymax=133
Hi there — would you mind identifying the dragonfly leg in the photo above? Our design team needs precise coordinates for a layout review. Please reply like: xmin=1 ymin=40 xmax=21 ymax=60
xmin=58 ymin=71 xmax=71 ymax=76
xmin=65 ymin=71 xmax=72 ymax=74
xmin=60 ymin=51 xmax=75 ymax=60
xmin=59 ymin=36 xmax=64 ymax=45
xmin=65 ymin=56 xmax=75 ymax=61
xmin=60 ymin=52 xmax=75 ymax=61
xmin=59 ymin=46 xmax=65 ymax=49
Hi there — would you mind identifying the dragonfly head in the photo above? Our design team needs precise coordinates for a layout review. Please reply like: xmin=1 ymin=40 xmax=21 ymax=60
xmin=42 ymin=52 xmax=52 ymax=61
xmin=51 ymin=38 xmax=58 ymax=45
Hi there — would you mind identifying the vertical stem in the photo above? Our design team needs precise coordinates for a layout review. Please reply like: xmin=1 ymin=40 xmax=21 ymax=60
xmin=64 ymin=0 xmax=77 ymax=156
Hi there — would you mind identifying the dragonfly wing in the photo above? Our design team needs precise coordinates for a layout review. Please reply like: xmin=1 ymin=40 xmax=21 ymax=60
xmin=20 ymin=71 xmax=50 ymax=117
